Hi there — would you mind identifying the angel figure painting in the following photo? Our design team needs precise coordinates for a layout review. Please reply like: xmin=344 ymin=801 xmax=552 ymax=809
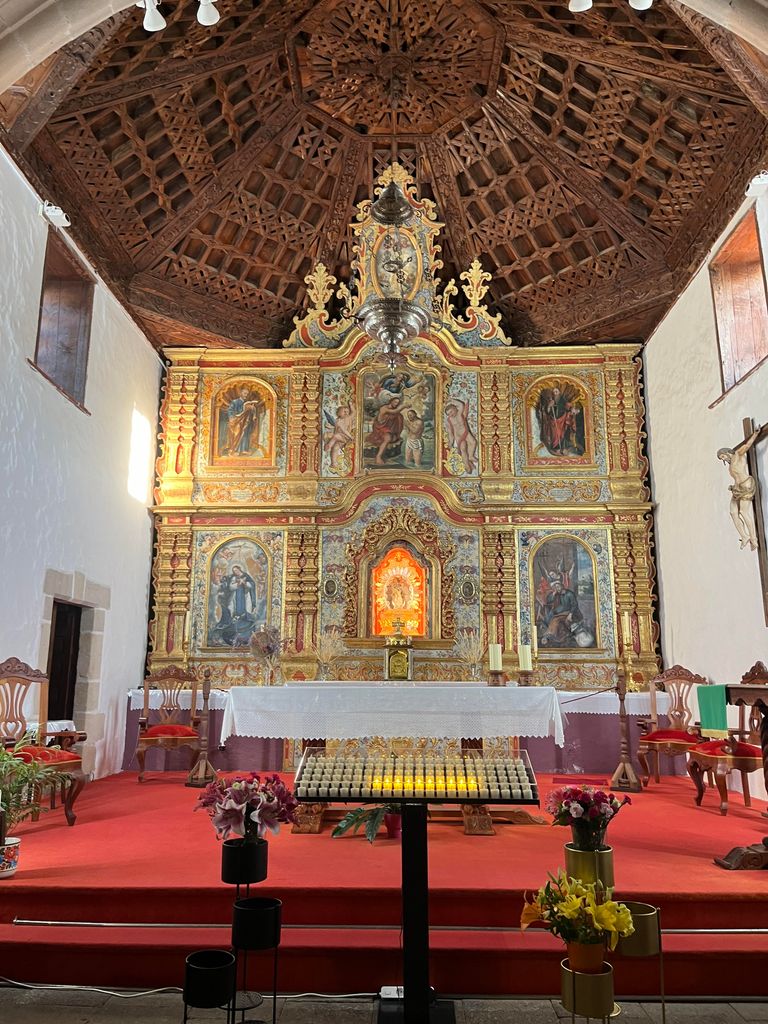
xmin=212 ymin=380 xmax=274 ymax=467
xmin=206 ymin=538 xmax=269 ymax=648
xmin=361 ymin=369 xmax=436 ymax=471
xmin=528 ymin=378 xmax=590 ymax=462
xmin=532 ymin=537 xmax=597 ymax=651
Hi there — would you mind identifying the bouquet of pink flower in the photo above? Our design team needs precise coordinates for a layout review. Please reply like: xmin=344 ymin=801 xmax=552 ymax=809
xmin=546 ymin=786 xmax=630 ymax=850
xmin=197 ymin=773 xmax=298 ymax=842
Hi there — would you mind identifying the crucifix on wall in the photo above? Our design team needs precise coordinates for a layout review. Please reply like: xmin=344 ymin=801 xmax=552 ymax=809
xmin=718 ymin=418 xmax=768 ymax=626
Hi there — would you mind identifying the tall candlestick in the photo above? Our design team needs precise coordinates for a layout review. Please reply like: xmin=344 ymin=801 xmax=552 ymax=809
xmin=519 ymin=644 xmax=533 ymax=672
xmin=488 ymin=643 xmax=502 ymax=671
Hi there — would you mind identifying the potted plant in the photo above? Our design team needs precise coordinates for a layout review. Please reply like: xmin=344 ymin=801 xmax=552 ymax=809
xmin=196 ymin=773 xmax=298 ymax=884
xmin=332 ymin=803 xmax=403 ymax=842
xmin=521 ymin=872 xmax=634 ymax=973
xmin=546 ymin=786 xmax=630 ymax=851
xmin=0 ymin=740 xmax=69 ymax=878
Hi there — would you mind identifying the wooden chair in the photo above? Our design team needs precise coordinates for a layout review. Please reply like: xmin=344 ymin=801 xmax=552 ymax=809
xmin=687 ymin=663 xmax=765 ymax=816
xmin=636 ymin=664 xmax=708 ymax=786
xmin=136 ymin=666 xmax=202 ymax=782
xmin=0 ymin=656 xmax=87 ymax=825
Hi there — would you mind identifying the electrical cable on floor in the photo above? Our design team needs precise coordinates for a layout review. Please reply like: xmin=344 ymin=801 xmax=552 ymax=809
xmin=0 ymin=978 xmax=376 ymax=1000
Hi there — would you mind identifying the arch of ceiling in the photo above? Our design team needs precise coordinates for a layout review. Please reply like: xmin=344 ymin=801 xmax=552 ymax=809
xmin=0 ymin=0 xmax=766 ymax=95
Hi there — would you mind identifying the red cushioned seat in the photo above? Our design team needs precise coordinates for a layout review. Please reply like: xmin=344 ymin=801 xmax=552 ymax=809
xmin=642 ymin=729 xmax=699 ymax=744
xmin=691 ymin=739 xmax=761 ymax=758
xmin=15 ymin=745 xmax=81 ymax=764
xmin=144 ymin=724 xmax=199 ymax=738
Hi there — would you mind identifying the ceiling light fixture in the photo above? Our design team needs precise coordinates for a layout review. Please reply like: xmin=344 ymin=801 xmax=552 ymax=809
xmin=628 ymin=0 xmax=654 ymax=10
xmin=136 ymin=0 xmax=167 ymax=32
xmin=197 ymin=0 xmax=220 ymax=26
xmin=568 ymin=0 xmax=593 ymax=12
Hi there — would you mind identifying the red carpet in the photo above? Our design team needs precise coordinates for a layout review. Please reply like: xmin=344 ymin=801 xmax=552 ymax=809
xmin=1 ymin=772 xmax=767 ymax=997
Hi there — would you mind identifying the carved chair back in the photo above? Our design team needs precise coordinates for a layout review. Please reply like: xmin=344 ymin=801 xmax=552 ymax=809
xmin=0 ymin=657 xmax=49 ymax=744
xmin=736 ymin=661 xmax=768 ymax=746
xmin=141 ymin=666 xmax=198 ymax=728
xmin=651 ymin=664 xmax=709 ymax=731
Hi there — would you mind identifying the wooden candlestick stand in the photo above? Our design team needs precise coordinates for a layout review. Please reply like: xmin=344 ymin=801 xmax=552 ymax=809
xmin=610 ymin=653 xmax=642 ymax=793
xmin=487 ymin=670 xmax=506 ymax=687
xmin=186 ymin=670 xmax=218 ymax=788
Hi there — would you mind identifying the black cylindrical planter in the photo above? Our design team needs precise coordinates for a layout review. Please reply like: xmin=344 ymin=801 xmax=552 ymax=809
xmin=184 ymin=949 xmax=236 ymax=1008
xmin=232 ymin=897 xmax=282 ymax=951
xmin=221 ymin=837 xmax=268 ymax=885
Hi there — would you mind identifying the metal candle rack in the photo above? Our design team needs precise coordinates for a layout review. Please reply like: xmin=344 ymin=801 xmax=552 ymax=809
xmin=295 ymin=747 xmax=540 ymax=1024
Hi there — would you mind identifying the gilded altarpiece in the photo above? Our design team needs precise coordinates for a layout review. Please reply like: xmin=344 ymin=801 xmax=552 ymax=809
xmin=149 ymin=166 xmax=658 ymax=689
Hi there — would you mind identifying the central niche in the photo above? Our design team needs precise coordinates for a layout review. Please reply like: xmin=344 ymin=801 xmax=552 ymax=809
xmin=371 ymin=544 xmax=429 ymax=637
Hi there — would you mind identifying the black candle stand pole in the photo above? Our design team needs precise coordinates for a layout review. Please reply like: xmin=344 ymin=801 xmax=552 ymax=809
xmin=377 ymin=802 xmax=455 ymax=1024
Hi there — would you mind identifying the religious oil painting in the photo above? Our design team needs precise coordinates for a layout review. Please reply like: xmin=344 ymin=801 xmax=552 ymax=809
xmin=361 ymin=369 xmax=436 ymax=471
xmin=443 ymin=372 xmax=479 ymax=477
xmin=206 ymin=538 xmax=269 ymax=648
xmin=532 ymin=537 xmax=598 ymax=651
xmin=371 ymin=545 xmax=428 ymax=637
xmin=527 ymin=377 xmax=592 ymax=465
xmin=211 ymin=379 xmax=275 ymax=467
xmin=321 ymin=372 xmax=356 ymax=478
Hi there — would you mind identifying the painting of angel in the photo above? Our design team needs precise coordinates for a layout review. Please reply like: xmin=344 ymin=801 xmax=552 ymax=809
xmin=532 ymin=537 xmax=597 ymax=650
xmin=206 ymin=538 xmax=269 ymax=647
xmin=361 ymin=369 xmax=435 ymax=471
xmin=323 ymin=403 xmax=355 ymax=476
xmin=212 ymin=380 xmax=274 ymax=466
xmin=529 ymin=378 xmax=589 ymax=460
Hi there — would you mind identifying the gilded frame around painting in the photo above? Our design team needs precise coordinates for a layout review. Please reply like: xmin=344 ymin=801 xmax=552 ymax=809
xmin=202 ymin=535 xmax=273 ymax=650
xmin=210 ymin=377 xmax=277 ymax=469
xmin=524 ymin=374 xmax=595 ymax=470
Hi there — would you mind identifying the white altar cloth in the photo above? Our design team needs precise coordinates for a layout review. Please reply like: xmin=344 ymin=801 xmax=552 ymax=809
xmin=128 ymin=689 xmax=229 ymax=712
xmin=219 ymin=684 xmax=564 ymax=746
xmin=558 ymin=691 xmax=670 ymax=717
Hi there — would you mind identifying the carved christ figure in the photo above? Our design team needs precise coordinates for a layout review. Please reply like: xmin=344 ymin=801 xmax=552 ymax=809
xmin=718 ymin=425 xmax=762 ymax=551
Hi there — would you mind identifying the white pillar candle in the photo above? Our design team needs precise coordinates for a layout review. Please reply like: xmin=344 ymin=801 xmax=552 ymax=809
xmin=488 ymin=643 xmax=503 ymax=671
xmin=519 ymin=644 xmax=533 ymax=672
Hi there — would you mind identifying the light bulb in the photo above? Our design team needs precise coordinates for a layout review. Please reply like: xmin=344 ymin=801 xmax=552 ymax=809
xmin=142 ymin=0 xmax=166 ymax=31
xmin=197 ymin=0 xmax=221 ymax=25
xmin=628 ymin=0 xmax=654 ymax=9
xmin=568 ymin=0 xmax=593 ymax=11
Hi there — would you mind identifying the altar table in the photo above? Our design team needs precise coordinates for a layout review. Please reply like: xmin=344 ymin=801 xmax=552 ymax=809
xmin=219 ymin=684 xmax=565 ymax=746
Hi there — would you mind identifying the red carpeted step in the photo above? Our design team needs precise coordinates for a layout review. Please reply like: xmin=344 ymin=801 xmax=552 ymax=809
xmin=1 ymin=924 xmax=767 ymax=998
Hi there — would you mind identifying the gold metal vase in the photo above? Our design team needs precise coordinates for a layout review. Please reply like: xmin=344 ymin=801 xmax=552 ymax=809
xmin=560 ymin=959 xmax=614 ymax=1018
xmin=617 ymin=902 xmax=660 ymax=957
xmin=564 ymin=843 xmax=615 ymax=887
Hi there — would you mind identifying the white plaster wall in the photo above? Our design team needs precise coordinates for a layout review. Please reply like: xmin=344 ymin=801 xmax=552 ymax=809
xmin=0 ymin=146 xmax=162 ymax=777
xmin=645 ymin=196 xmax=768 ymax=799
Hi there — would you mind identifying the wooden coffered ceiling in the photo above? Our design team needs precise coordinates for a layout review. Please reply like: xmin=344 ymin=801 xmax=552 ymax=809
xmin=2 ymin=0 xmax=768 ymax=349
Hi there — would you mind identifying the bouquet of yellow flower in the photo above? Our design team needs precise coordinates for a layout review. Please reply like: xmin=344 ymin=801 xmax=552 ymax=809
xmin=521 ymin=872 xmax=634 ymax=951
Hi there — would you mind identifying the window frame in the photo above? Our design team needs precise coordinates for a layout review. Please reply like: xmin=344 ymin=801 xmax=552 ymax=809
xmin=30 ymin=227 xmax=95 ymax=411
xmin=709 ymin=201 xmax=768 ymax=397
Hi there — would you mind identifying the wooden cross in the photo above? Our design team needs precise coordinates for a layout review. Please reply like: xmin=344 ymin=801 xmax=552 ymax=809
xmin=739 ymin=418 xmax=768 ymax=626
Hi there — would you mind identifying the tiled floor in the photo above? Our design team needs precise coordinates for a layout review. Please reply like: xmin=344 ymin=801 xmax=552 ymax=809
xmin=0 ymin=989 xmax=766 ymax=1024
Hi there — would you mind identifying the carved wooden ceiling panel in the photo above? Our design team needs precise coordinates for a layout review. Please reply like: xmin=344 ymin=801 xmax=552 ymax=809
xmin=2 ymin=0 xmax=767 ymax=349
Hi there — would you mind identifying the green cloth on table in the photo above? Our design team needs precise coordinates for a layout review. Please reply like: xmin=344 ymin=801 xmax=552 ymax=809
xmin=698 ymin=684 xmax=728 ymax=738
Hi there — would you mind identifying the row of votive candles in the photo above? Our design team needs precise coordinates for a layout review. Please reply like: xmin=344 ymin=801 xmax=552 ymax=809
xmin=296 ymin=755 xmax=536 ymax=801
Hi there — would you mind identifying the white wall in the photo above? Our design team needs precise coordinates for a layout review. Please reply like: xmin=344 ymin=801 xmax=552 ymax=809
xmin=645 ymin=195 xmax=768 ymax=686
xmin=0 ymin=146 xmax=162 ymax=777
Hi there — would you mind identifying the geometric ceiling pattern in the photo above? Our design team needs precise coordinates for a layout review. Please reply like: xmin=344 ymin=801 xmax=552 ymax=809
xmin=1 ymin=0 xmax=767 ymax=349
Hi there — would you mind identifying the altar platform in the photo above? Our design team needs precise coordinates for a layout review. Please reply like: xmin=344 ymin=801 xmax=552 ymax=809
xmin=1 ymin=772 xmax=766 ymax=999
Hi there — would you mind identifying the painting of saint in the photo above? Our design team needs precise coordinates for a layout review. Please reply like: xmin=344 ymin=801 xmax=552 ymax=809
xmin=212 ymin=380 xmax=274 ymax=466
xmin=532 ymin=537 xmax=597 ymax=650
xmin=445 ymin=398 xmax=478 ymax=475
xmin=206 ymin=538 xmax=269 ymax=647
xmin=529 ymin=378 xmax=588 ymax=460
xmin=323 ymin=402 xmax=355 ymax=475
xmin=361 ymin=370 xmax=435 ymax=470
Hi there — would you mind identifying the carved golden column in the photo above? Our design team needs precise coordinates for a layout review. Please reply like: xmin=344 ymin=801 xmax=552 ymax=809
xmin=480 ymin=528 xmax=517 ymax=668
xmin=155 ymin=348 xmax=203 ymax=507
xmin=610 ymin=514 xmax=659 ymax=689
xmin=287 ymin=367 xmax=322 ymax=478
xmin=478 ymin=368 xmax=513 ymax=500
xmin=148 ymin=519 xmax=194 ymax=671
xmin=283 ymin=526 xmax=320 ymax=678
xmin=600 ymin=346 xmax=649 ymax=505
